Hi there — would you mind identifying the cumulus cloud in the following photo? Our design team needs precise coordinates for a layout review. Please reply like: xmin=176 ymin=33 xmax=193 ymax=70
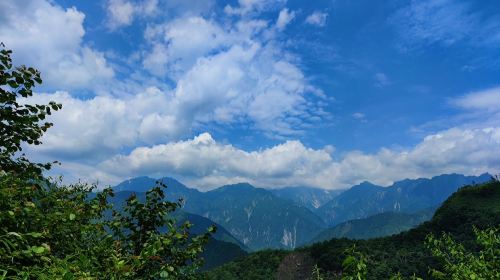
xmin=0 ymin=0 xmax=114 ymax=90
xmin=4 ymin=0 xmax=329 ymax=181
xmin=27 ymin=42 xmax=325 ymax=161
xmin=276 ymin=8 xmax=295 ymax=30
xmin=46 ymin=126 xmax=499 ymax=190
xmin=24 ymin=88 xmax=189 ymax=162
xmin=305 ymin=11 xmax=328 ymax=27
xmin=141 ymin=15 xmax=327 ymax=137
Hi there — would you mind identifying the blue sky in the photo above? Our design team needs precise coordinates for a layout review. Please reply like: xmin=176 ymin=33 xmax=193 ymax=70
xmin=1 ymin=0 xmax=500 ymax=190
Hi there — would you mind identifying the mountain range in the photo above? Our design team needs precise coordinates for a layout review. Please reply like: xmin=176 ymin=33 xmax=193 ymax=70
xmin=112 ymin=173 xmax=492 ymax=253
xmin=205 ymin=178 xmax=500 ymax=279
xmin=316 ymin=173 xmax=491 ymax=226
xmin=270 ymin=187 xmax=344 ymax=211
xmin=114 ymin=179 xmax=325 ymax=250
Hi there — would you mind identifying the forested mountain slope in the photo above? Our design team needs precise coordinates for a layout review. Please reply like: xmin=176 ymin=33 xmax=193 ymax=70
xmin=184 ymin=183 xmax=326 ymax=250
xmin=309 ymin=207 xmax=436 ymax=243
xmin=205 ymin=179 xmax=500 ymax=279
xmin=114 ymin=179 xmax=326 ymax=250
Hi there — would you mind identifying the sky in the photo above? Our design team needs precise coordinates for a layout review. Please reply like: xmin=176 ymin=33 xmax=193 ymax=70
xmin=1 ymin=0 xmax=500 ymax=190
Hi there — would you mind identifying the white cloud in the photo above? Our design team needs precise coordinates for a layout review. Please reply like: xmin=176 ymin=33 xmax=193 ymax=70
xmin=452 ymin=87 xmax=500 ymax=112
xmin=142 ymin=43 xmax=170 ymax=76
xmin=106 ymin=0 xmax=216 ymax=30
xmin=106 ymin=0 xmax=163 ymax=29
xmin=98 ymin=132 xmax=336 ymax=189
xmin=141 ymin=16 xmax=327 ymax=137
xmin=224 ymin=0 xmax=286 ymax=16
xmin=276 ymin=8 xmax=295 ymax=30
xmin=305 ymin=11 xmax=328 ymax=27
xmin=172 ymin=43 xmax=319 ymax=135
xmin=45 ymin=126 xmax=500 ymax=190
xmin=25 ymin=88 xmax=180 ymax=162
xmin=6 ymin=0 xmax=328 ymax=177
xmin=106 ymin=0 xmax=136 ymax=29
xmin=0 ymin=0 xmax=114 ymax=90
xmin=27 ymin=44 xmax=324 ymax=159
xmin=392 ymin=0 xmax=500 ymax=48
xmin=143 ymin=17 xmax=231 ymax=77
xmin=83 ymin=128 xmax=500 ymax=188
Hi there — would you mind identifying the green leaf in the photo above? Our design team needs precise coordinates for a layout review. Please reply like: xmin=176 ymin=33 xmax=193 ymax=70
xmin=32 ymin=246 xmax=46 ymax=254
xmin=69 ymin=213 xmax=76 ymax=221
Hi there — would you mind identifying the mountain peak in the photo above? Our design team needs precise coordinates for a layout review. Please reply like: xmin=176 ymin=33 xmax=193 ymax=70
xmin=350 ymin=181 xmax=382 ymax=191
xmin=215 ymin=182 xmax=259 ymax=192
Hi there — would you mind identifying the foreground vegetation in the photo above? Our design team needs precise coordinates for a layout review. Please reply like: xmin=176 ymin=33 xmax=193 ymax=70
xmin=0 ymin=45 xmax=214 ymax=279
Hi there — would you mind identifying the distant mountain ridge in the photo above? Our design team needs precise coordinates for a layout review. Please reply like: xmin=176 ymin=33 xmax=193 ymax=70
xmin=113 ymin=179 xmax=326 ymax=251
xmin=270 ymin=186 xmax=344 ymax=211
xmin=316 ymin=173 xmax=491 ymax=226
xmin=112 ymin=173 xmax=492 ymax=252
xmin=185 ymin=183 xmax=325 ymax=251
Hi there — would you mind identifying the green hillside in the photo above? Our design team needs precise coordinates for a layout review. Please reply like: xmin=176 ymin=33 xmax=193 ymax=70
xmin=204 ymin=180 xmax=500 ymax=279
xmin=309 ymin=207 xmax=436 ymax=243
xmin=201 ymin=238 xmax=248 ymax=270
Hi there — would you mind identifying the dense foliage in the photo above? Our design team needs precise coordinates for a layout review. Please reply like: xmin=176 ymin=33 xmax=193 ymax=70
xmin=204 ymin=250 xmax=288 ymax=280
xmin=0 ymin=43 xmax=61 ymax=177
xmin=0 ymin=45 xmax=214 ymax=279
xmin=0 ymin=176 xmax=214 ymax=279
xmin=427 ymin=226 xmax=499 ymax=279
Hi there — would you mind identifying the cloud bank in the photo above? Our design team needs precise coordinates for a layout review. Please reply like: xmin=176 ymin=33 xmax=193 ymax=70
xmin=88 ymin=126 xmax=500 ymax=190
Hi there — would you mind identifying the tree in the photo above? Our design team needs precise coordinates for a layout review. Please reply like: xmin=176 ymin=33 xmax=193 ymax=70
xmin=108 ymin=183 xmax=216 ymax=279
xmin=0 ymin=45 xmax=214 ymax=279
xmin=426 ymin=226 xmax=500 ymax=280
xmin=341 ymin=245 xmax=367 ymax=280
xmin=0 ymin=43 xmax=61 ymax=177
